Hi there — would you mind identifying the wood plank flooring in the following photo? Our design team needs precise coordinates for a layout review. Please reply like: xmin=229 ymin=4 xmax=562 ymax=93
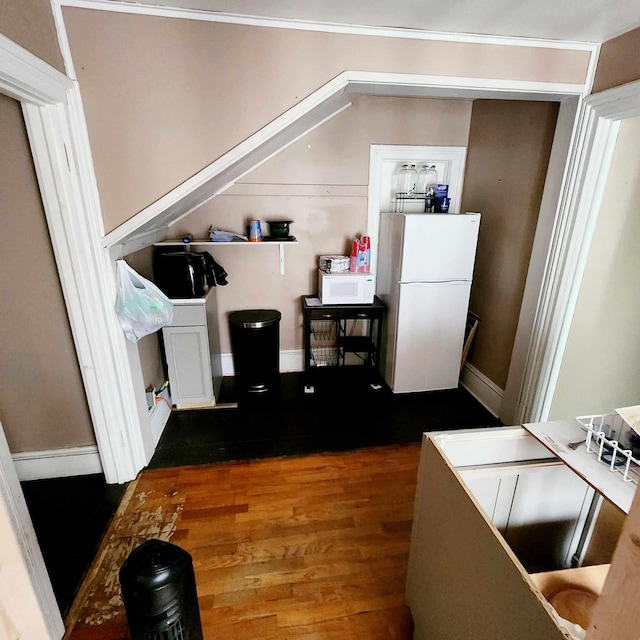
xmin=65 ymin=444 xmax=419 ymax=639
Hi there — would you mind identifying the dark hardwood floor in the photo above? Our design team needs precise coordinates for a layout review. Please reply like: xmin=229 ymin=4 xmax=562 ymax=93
xmin=22 ymin=371 xmax=502 ymax=620
xmin=149 ymin=370 xmax=502 ymax=469
xmin=20 ymin=473 xmax=127 ymax=617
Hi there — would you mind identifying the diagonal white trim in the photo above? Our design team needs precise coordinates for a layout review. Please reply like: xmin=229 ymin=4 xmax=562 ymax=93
xmin=103 ymin=81 xmax=353 ymax=247
xmin=0 ymin=33 xmax=72 ymax=104
xmin=103 ymin=69 xmax=585 ymax=249
xmin=58 ymin=0 xmax=599 ymax=52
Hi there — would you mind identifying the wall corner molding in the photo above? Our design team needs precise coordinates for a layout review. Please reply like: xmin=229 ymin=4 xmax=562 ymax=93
xmin=0 ymin=33 xmax=72 ymax=104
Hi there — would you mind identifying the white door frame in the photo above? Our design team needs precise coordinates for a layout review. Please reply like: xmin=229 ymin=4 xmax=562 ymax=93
xmin=0 ymin=32 xmax=152 ymax=637
xmin=508 ymin=80 xmax=640 ymax=423
xmin=0 ymin=33 xmax=153 ymax=487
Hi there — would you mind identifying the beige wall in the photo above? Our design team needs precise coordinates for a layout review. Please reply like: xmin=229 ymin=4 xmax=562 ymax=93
xmin=460 ymin=100 xmax=559 ymax=389
xmin=592 ymin=26 xmax=640 ymax=94
xmin=0 ymin=94 xmax=95 ymax=451
xmin=0 ymin=0 xmax=65 ymax=73
xmin=61 ymin=7 xmax=590 ymax=233
xmin=170 ymin=95 xmax=472 ymax=352
xmin=549 ymin=117 xmax=640 ymax=420
xmin=132 ymin=95 xmax=558 ymax=386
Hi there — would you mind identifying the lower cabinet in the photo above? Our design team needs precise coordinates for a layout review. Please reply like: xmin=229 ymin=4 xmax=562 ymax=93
xmin=461 ymin=462 xmax=593 ymax=572
xmin=407 ymin=426 xmax=629 ymax=640
xmin=162 ymin=290 xmax=222 ymax=408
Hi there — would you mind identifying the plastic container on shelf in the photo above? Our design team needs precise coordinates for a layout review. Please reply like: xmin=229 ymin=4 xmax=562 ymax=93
xmin=398 ymin=164 xmax=418 ymax=197
xmin=248 ymin=220 xmax=262 ymax=242
xmin=416 ymin=165 xmax=438 ymax=195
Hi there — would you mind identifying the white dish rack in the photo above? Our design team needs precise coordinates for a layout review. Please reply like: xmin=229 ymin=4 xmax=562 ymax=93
xmin=575 ymin=412 xmax=640 ymax=484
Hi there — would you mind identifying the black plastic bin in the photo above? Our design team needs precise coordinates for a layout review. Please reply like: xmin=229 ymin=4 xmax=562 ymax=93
xmin=119 ymin=539 xmax=203 ymax=640
xmin=229 ymin=309 xmax=281 ymax=398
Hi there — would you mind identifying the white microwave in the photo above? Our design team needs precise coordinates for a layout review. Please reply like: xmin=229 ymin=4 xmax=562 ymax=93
xmin=318 ymin=270 xmax=376 ymax=305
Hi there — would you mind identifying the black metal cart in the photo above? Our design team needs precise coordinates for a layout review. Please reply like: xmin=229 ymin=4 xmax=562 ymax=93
xmin=302 ymin=295 xmax=385 ymax=393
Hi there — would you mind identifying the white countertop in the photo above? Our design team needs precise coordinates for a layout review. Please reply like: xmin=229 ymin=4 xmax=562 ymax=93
xmin=524 ymin=419 xmax=638 ymax=513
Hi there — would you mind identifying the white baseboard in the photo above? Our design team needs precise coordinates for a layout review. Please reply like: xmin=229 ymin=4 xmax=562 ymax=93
xmin=13 ymin=352 xmax=301 ymax=481
xmin=12 ymin=445 xmax=103 ymax=481
xmin=460 ymin=362 xmax=504 ymax=418
xmin=14 ymin=385 xmax=172 ymax=482
xmin=221 ymin=349 xmax=304 ymax=376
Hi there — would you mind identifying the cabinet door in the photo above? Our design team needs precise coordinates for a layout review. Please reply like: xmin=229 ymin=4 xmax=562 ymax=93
xmin=162 ymin=326 xmax=214 ymax=406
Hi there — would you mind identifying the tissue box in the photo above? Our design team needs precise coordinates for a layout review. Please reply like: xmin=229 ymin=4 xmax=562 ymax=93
xmin=319 ymin=255 xmax=350 ymax=273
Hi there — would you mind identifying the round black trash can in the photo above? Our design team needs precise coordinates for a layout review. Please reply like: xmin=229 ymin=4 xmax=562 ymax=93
xmin=229 ymin=309 xmax=281 ymax=398
xmin=119 ymin=539 xmax=203 ymax=640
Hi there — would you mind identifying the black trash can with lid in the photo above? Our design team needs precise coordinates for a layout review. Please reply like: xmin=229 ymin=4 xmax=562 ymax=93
xmin=229 ymin=309 xmax=281 ymax=398
xmin=119 ymin=539 xmax=203 ymax=640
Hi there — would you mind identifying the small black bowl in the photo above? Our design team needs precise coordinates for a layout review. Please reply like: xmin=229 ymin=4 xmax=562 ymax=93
xmin=266 ymin=220 xmax=293 ymax=239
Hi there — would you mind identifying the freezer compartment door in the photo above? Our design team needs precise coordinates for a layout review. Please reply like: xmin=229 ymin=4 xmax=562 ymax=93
xmin=399 ymin=213 xmax=480 ymax=283
xmin=391 ymin=281 xmax=471 ymax=393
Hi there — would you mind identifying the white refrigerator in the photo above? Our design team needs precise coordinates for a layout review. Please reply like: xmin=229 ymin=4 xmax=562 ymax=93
xmin=377 ymin=212 xmax=481 ymax=393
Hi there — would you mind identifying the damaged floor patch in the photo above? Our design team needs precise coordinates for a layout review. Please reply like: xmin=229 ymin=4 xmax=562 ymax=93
xmin=65 ymin=477 xmax=185 ymax=634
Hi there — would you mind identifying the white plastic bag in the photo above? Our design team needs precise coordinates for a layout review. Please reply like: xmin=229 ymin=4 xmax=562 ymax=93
xmin=115 ymin=260 xmax=173 ymax=343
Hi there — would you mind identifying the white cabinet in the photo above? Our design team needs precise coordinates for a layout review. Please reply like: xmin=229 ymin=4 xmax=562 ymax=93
xmin=460 ymin=462 xmax=593 ymax=570
xmin=162 ymin=289 xmax=222 ymax=408
xmin=407 ymin=425 xmax=635 ymax=640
